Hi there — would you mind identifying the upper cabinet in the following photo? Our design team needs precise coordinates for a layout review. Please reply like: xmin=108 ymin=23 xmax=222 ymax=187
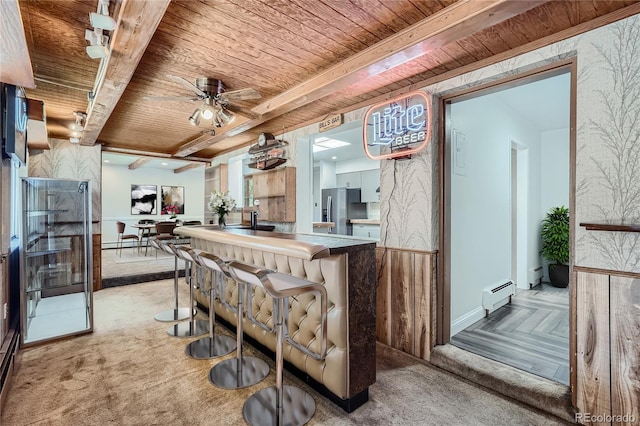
xmin=335 ymin=169 xmax=380 ymax=203
xmin=204 ymin=164 xmax=228 ymax=225
xmin=245 ymin=167 xmax=296 ymax=222
xmin=360 ymin=169 xmax=380 ymax=203
xmin=336 ymin=171 xmax=361 ymax=189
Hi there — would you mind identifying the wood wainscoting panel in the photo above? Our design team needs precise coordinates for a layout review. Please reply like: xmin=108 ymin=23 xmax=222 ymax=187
xmin=576 ymin=271 xmax=611 ymax=423
xmin=413 ymin=252 xmax=433 ymax=360
xmin=390 ymin=250 xmax=414 ymax=354
xmin=376 ymin=247 xmax=435 ymax=361
xmin=610 ymin=276 xmax=640 ymax=424
xmin=375 ymin=247 xmax=391 ymax=345
xmin=93 ymin=234 xmax=102 ymax=291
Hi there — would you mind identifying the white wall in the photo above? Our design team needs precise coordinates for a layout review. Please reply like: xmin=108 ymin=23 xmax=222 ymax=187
xmin=319 ymin=161 xmax=336 ymax=189
xmin=450 ymin=95 xmax=541 ymax=330
xmin=101 ymin=164 xmax=204 ymax=247
xmin=540 ymin=128 xmax=570 ymax=281
xmin=335 ymin=157 xmax=380 ymax=174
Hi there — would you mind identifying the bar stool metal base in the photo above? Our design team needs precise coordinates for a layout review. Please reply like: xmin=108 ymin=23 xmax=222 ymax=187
xmin=167 ymin=319 xmax=209 ymax=337
xmin=185 ymin=335 xmax=236 ymax=359
xmin=154 ymin=307 xmax=192 ymax=322
xmin=209 ymin=357 xmax=269 ymax=389
xmin=243 ymin=385 xmax=316 ymax=426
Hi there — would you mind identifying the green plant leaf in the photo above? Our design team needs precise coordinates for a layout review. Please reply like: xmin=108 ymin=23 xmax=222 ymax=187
xmin=540 ymin=206 xmax=570 ymax=264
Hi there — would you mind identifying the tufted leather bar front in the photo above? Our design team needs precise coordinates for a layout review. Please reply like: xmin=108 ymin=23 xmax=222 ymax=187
xmin=175 ymin=226 xmax=377 ymax=411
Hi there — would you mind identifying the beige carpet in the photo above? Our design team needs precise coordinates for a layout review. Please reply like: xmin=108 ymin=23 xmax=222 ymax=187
xmin=102 ymin=249 xmax=176 ymax=278
xmin=2 ymin=280 xmax=567 ymax=425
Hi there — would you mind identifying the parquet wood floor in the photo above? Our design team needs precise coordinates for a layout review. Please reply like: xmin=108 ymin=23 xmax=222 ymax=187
xmin=451 ymin=283 xmax=569 ymax=384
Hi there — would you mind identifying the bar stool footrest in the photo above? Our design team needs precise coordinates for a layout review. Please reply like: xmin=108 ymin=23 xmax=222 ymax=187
xmin=243 ymin=385 xmax=316 ymax=426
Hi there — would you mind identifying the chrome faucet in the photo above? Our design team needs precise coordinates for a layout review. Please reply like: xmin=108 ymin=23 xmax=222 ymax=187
xmin=250 ymin=210 xmax=259 ymax=230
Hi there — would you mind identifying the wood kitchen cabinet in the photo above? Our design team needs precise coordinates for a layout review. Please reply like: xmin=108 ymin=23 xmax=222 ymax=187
xmin=204 ymin=164 xmax=228 ymax=224
xmin=244 ymin=167 xmax=296 ymax=222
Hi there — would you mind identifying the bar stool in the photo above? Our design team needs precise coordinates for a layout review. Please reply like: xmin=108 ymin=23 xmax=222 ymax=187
xmin=167 ymin=245 xmax=209 ymax=338
xmin=228 ymin=261 xmax=328 ymax=426
xmin=152 ymin=239 xmax=190 ymax=322
xmin=184 ymin=252 xmax=237 ymax=359
xmin=207 ymin=260 xmax=270 ymax=390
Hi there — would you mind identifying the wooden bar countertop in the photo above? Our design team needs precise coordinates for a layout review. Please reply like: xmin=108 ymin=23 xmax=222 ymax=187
xmin=175 ymin=225 xmax=375 ymax=260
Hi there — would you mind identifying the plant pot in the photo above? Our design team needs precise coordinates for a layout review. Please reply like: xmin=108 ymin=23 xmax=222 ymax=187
xmin=548 ymin=264 xmax=569 ymax=288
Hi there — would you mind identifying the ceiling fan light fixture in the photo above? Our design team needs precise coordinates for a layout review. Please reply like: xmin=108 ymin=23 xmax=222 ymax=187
xmin=217 ymin=107 xmax=235 ymax=125
xmin=200 ymin=99 xmax=216 ymax=120
xmin=201 ymin=105 xmax=215 ymax=120
xmin=189 ymin=109 xmax=201 ymax=126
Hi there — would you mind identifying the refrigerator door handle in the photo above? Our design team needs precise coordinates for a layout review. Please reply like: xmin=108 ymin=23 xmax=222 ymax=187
xmin=327 ymin=195 xmax=332 ymax=223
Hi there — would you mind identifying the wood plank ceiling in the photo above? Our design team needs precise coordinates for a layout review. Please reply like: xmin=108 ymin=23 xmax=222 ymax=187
xmin=16 ymin=0 xmax=640 ymax=161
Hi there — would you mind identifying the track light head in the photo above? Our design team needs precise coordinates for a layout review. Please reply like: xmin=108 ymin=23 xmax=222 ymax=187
xmin=89 ymin=12 xmax=116 ymax=31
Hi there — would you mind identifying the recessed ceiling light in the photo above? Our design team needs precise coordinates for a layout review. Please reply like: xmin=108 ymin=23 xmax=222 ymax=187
xmin=313 ymin=137 xmax=351 ymax=151
xmin=161 ymin=162 xmax=168 ymax=166
xmin=103 ymin=159 xmax=110 ymax=163
xmin=331 ymin=156 xmax=337 ymax=160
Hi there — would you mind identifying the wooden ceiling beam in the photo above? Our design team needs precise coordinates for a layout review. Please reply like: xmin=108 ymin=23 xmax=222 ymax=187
xmin=174 ymin=0 xmax=548 ymax=157
xmin=102 ymin=146 xmax=211 ymax=163
xmin=251 ymin=0 xmax=548 ymax=116
xmin=128 ymin=157 xmax=151 ymax=170
xmin=81 ymin=0 xmax=171 ymax=146
xmin=173 ymin=163 xmax=202 ymax=174
xmin=0 ymin=0 xmax=35 ymax=88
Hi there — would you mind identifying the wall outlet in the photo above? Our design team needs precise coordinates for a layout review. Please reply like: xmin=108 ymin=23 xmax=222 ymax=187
xmin=3 ymin=303 xmax=6 ymax=319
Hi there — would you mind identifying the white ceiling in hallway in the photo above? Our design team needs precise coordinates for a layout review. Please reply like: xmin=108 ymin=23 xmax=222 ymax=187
xmin=494 ymin=72 xmax=571 ymax=132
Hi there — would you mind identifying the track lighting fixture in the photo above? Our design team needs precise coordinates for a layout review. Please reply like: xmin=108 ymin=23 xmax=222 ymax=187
xmin=85 ymin=0 xmax=114 ymax=59
xmin=85 ymin=28 xmax=109 ymax=59
xmin=69 ymin=111 xmax=86 ymax=143
xmin=90 ymin=0 xmax=116 ymax=30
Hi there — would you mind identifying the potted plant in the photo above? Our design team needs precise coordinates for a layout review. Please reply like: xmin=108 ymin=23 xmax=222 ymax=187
xmin=540 ymin=206 xmax=570 ymax=288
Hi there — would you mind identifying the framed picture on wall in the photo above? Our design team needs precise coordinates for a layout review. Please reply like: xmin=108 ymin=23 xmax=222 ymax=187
xmin=161 ymin=185 xmax=185 ymax=215
xmin=131 ymin=184 xmax=157 ymax=215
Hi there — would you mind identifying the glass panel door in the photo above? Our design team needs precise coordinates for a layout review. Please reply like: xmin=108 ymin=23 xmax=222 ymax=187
xmin=21 ymin=177 xmax=93 ymax=346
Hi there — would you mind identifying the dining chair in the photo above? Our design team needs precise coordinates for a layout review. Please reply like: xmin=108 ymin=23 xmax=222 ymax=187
xmin=155 ymin=221 xmax=178 ymax=242
xmin=116 ymin=221 xmax=139 ymax=257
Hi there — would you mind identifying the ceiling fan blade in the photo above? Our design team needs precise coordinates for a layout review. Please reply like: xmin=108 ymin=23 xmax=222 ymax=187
xmin=166 ymin=74 xmax=207 ymax=98
xmin=220 ymin=87 xmax=262 ymax=101
xmin=143 ymin=96 xmax=200 ymax=102
xmin=224 ymin=103 xmax=261 ymax=120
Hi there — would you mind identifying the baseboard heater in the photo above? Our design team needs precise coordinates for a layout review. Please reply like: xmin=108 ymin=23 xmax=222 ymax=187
xmin=528 ymin=266 xmax=543 ymax=288
xmin=482 ymin=280 xmax=516 ymax=317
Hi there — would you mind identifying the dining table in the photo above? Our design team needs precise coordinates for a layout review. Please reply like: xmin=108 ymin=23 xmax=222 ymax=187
xmin=131 ymin=223 xmax=156 ymax=256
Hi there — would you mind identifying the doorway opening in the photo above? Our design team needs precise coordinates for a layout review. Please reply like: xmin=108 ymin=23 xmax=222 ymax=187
xmin=442 ymin=64 xmax=574 ymax=385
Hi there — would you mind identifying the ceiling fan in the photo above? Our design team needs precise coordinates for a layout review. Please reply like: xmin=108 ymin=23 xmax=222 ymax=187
xmin=144 ymin=75 xmax=261 ymax=126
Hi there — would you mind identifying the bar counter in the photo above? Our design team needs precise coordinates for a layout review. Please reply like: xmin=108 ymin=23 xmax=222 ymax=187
xmin=174 ymin=225 xmax=377 ymax=412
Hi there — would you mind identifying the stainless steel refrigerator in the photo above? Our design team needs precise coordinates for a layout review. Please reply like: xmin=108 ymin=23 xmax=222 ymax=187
xmin=321 ymin=188 xmax=367 ymax=235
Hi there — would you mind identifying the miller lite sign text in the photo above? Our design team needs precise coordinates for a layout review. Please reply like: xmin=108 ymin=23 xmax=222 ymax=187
xmin=363 ymin=91 xmax=432 ymax=160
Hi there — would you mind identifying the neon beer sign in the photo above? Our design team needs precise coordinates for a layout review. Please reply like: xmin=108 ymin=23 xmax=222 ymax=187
xmin=363 ymin=90 xmax=432 ymax=160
